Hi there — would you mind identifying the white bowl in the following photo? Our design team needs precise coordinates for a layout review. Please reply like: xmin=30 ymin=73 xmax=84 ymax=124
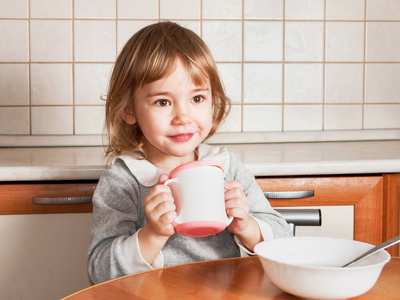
xmin=254 ymin=236 xmax=391 ymax=300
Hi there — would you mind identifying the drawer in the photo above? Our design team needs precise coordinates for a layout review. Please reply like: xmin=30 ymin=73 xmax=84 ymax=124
xmin=256 ymin=176 xmax=384 ymax=246
xmin=0 ymin=182 xmax=97 ymax=215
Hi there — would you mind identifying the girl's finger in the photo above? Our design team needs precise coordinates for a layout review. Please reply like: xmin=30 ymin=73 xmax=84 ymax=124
xmin=224 ymin=180 xmax=242 ymax=190
xmin=226 ymin=207 xmax=247 ymax=220
xmin=145 ymin=193 xmax=168 ymax=214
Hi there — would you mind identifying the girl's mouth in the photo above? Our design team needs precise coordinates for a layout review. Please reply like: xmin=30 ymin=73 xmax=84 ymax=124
xmin=170 ymin=133 xmax=194 ymax=142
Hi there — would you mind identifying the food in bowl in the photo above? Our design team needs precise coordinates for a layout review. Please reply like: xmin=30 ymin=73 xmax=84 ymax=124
xmin=254 ymin=236 xmax=390 ymax=300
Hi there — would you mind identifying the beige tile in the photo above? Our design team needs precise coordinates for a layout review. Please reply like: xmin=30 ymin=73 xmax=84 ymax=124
xmin=30 ymin=0 xmax=72 ymax=18
xmin=244 ymin=0 xmax=283 ymax=19
xmin=117 ymin=20 xmax=156 ymax=52
xmin=243 ymin=63 xmax=282 ymax=103
xmin=0 ymin=20 xmax=28 ymax=62
xmin=325 ymin=63 xmax=363 ymax=103
xmin=367 ymin=0 xmax=400 ymax=20
xmin=285 ymin=0 xmax=324 ymax=20
xmin=74 ymin=64 xmax=112 ymax=105
xmin=243 ymin=105 xmax=282 ymax=132
xmin=285 ymin=21 xmax=324 ymax=62
xmin=173 ymin=21 xmax=201 ymax=36
xmin=324 ymin=105 xmax=363 ymax=130
xmin=74 ymin=20 xmax=116 ymax=62
xmin=284 ymin=64 xmax=323 ymax=103
xmin=202 ymin=21 xmax=242 ymax=62
xmin=366 ymin=22 xmax=400 ymax=62
xmin=160 ymin=0 xmax=200 ymax=19
xmin=117 ymin=0 xmax=158 ymax=19
xmin=0 ymin=107 xmax=30 ymax=134
xmin=326 ymin=0 xmax=365 ymax=20
xmin=31 ymin=64 xmax=73 ymax=105
xmin=218 ymin=105 xmax=241 ymax=132
xmin=326 ymin=22 xmax=364 ymax=62
xmin=74 ymin=0 xmax=116 ymax=19
xmin=30 ymin=20 xmax=72 ymax=62
xmin=365 ymin=64 xmax=400 ymax=103
xmin=244 ymin=21 xmax=283 ymax=62
xmin=283 ymin=105 xmax=323 ymax=131
xmin=0 ymin=0 xmax=28 ymax=18
xmin=31 ymin=106 xmax=73 ymax=134
xmin=75 ymin=106 xmax=105 ymax=134
xmin=364 ymin=104 xmax=400 ymax=129
xmin=0 ymin=64 xmax=29 ymax=105
xmin=203 ymin=0 xmax=241 ymax=19
xmin=217 ymin=63 xmax=242 ymax=104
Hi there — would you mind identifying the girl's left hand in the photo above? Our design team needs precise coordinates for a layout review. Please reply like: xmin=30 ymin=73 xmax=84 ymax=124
xmin=224 ymin=180 xmax=250 ymax=235
xmin=224 ymin=180 xmax=263 ymax=251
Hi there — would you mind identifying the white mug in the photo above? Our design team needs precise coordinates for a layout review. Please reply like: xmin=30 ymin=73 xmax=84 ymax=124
xmin=164 ymin=160 xmax=232 ymax=237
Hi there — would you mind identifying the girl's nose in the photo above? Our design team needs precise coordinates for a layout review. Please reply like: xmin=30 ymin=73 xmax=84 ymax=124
xmin=172 ymin=105 xmax=192 ymax=126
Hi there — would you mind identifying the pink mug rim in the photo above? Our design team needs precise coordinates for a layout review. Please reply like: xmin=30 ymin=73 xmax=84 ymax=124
xmin=169 ymin=160 xmax=223 ymax=179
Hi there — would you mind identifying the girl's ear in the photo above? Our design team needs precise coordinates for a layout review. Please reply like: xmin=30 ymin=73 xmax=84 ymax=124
xmin=122 ymin=108 xmax=137 ymax=125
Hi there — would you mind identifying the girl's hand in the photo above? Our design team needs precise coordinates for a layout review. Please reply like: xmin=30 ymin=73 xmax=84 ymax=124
xmin=224 ymin=180 xmax=251 ymax=235
xmin=143 ymin=174 xmax=176 ymax=238
xmin=224 ymin=180 xmax=262 ymax=251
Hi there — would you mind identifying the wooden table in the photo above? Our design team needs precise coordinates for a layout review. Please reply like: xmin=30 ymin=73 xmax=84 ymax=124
xmin=63 ymin=257 xmax=400 ymax=300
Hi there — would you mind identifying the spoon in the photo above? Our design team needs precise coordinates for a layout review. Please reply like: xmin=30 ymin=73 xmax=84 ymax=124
xmin=341 ymin=234 xmax=400 ymax=268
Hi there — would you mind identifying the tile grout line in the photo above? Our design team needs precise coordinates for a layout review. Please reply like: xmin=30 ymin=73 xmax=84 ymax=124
xmin=241 ymin=0 xmax=244 ymax=133
xmin=28 ymin=0 xmax=32 ymax=135
xmin=322 ymin=0 xmax=326 ymax=131
xmin=72 ymin=0 xmax=75 ymax=135
xmin=362 ymin=0 xmax=367 ymax=130
xmin=282 ymin=0 xmax=285 ymax=132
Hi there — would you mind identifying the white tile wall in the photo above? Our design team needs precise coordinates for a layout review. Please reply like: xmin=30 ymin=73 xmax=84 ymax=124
xmin=30 ymin=20 xmax=73 ymax=62
xmin=0 ymin=0 xmax=399 ymax=138
xmin=31 ymin=64 xmax=73 ymax=105
xmin=325 ymin=64 xmax=363 ymax=103
xmin=0 ymin=64 xmax=29 ymax=105
xmin=243 ymin=63 xmax=282 ymax=103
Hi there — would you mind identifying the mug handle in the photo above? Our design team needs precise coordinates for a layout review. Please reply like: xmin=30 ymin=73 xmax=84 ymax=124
xmin=164 ymin=178 xmax=182 ymax=220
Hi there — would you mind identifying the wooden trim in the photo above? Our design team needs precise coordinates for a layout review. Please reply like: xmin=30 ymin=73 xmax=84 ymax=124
xmin=383 ymin=174 xmax=400 ymax=256
xmin=0 ymin=182 xmax=96 ymax=215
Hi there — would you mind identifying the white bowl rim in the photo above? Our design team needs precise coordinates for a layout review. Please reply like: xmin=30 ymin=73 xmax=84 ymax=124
xmin=254 ymin=236 xmax=391 ymax=271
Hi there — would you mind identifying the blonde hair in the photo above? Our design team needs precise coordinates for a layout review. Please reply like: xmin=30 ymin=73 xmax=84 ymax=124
xmin=105 ymin=21 xmax=231 ymax=158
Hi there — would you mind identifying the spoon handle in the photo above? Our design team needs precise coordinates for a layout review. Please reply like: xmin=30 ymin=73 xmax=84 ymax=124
xmin=342 ymin=234 xmax=400 ymax=268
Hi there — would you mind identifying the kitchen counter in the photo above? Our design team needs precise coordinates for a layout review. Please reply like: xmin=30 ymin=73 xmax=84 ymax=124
xmin=0 ymin=140 xmax=400 ymax=181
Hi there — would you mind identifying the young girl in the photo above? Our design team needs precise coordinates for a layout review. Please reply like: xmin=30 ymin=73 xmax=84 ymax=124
xmin=88 ymin=21 xmax=292 ymax=284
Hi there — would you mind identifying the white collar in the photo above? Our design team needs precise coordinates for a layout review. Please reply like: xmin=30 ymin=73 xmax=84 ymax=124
xmin=113 ymin=144 xmax=230 ymax=187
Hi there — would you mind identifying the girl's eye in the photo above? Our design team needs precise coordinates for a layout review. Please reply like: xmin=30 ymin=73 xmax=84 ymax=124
xmin=191 ymin=95 xmax=205 ymax=103
xmin=155 ymin=99 xmax=170 ymax=107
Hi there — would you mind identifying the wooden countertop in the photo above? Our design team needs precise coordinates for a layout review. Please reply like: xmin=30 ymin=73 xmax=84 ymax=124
xmin=62 ymin=256 xmax=400 ymax=300
xmin=1 ymin=140 xmax=400 ymax=181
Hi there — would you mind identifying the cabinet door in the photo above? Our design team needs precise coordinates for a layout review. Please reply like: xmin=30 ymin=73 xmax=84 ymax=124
xmin=256 ymin=176 xmax=384 ymax=247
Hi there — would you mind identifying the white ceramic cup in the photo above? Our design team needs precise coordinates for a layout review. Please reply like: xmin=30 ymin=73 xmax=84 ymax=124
xmin=164 ymin=160 xmax=233 ymax=237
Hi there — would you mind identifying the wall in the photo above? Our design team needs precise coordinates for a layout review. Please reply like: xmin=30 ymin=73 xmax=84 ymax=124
xmin=0 ymin=0 xmax=400 ymax=144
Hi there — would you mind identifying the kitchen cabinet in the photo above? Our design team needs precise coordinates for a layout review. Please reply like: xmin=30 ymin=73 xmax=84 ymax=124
xmin=256 ymin=174 xmax=399 ymax=256
xmin=0 ymin=181 xmax=97 ymax=300
xmin=1 ymin=175 xmax=398 ymax=252
xmin=0 ymin=174 xmax=399 ymax=300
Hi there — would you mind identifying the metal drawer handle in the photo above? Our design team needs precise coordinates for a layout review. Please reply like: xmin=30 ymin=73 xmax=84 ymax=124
xmin=33 ymin=196 xmax=92 ymax=205
xmin=275 ymin=209 xmax=321 ymax=226
xmin=264 ymin=190 xmax=314 ymax=199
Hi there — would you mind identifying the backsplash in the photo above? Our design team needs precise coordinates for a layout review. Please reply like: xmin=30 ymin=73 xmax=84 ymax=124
xmin=0 ymin=0 xmax=400 ymax=144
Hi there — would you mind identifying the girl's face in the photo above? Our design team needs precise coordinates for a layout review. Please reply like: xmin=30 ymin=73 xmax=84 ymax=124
xmin=124 ymin=58 xmax=213 ymax=169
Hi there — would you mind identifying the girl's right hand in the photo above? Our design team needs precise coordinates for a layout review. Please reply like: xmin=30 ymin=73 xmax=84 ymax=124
xmin=143 ymin=174 xmax=177 ymax=238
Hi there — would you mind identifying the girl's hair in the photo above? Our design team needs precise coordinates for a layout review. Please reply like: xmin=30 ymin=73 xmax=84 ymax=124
xmin=105 ymin=21 xmax=231 ymax=158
